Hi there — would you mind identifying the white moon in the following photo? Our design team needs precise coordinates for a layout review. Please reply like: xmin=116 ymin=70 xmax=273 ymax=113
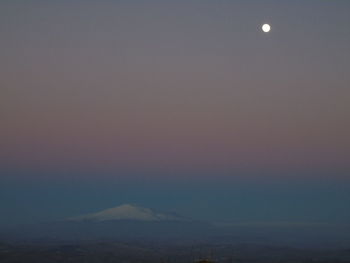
xmin=262 ymin=24 xmax=271 ymax=33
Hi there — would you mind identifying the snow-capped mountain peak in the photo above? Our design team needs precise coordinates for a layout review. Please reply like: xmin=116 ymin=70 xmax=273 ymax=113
xmin=68 ymin=204 xmax=187 ymax=222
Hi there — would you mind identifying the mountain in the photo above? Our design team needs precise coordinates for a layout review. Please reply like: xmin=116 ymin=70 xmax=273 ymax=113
xmin=68 ymin=204 xmax=188 ymax=222
xmin=2 ymin=205 xmax=350 ymax=248
xmin=2 ymin=205 xmax=214 ymax=242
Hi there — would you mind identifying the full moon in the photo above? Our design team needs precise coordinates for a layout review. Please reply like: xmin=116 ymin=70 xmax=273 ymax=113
xmin=262 ymin=24 xmax=271 ymax=33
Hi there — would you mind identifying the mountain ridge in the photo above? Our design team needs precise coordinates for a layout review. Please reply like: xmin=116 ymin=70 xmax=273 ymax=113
xmin=68 ymin=204 xmax=190 ymax=222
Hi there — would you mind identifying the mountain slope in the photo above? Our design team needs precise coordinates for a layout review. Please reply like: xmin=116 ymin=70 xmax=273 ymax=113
xmin=2 ymin=205 xmax=213 ymax=241
xmin=68 ymin=204 xmax=188 ymax=222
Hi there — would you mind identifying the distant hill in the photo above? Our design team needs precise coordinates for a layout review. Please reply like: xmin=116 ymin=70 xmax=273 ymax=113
xmin=2 ymin=204 xmax=215 ymax=242
xmin=2 ymin=204 xmax=350 ymax=249
xmin=68 ymin=204 xmax=189 ymax=222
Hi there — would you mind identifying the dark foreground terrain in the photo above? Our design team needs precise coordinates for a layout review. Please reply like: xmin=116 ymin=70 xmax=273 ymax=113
xmin=1 ymin=241 xmax=350 ymax=263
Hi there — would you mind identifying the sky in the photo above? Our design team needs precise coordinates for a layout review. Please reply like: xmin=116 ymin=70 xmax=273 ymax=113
xmin=1 ymin=0 xmax=350 ymax=227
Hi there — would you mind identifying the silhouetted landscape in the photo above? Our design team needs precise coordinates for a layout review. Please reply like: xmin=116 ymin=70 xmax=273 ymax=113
xmin=1 ymin=241 xmax=350 ymax=263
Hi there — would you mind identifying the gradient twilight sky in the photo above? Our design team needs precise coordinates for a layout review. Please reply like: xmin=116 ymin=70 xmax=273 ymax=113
xmin=1 ymin=1 xmax=350 ymax=226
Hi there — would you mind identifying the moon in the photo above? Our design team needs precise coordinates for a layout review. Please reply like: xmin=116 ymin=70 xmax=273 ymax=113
xmin=262 ymin=24 xmax=271 ymax=33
